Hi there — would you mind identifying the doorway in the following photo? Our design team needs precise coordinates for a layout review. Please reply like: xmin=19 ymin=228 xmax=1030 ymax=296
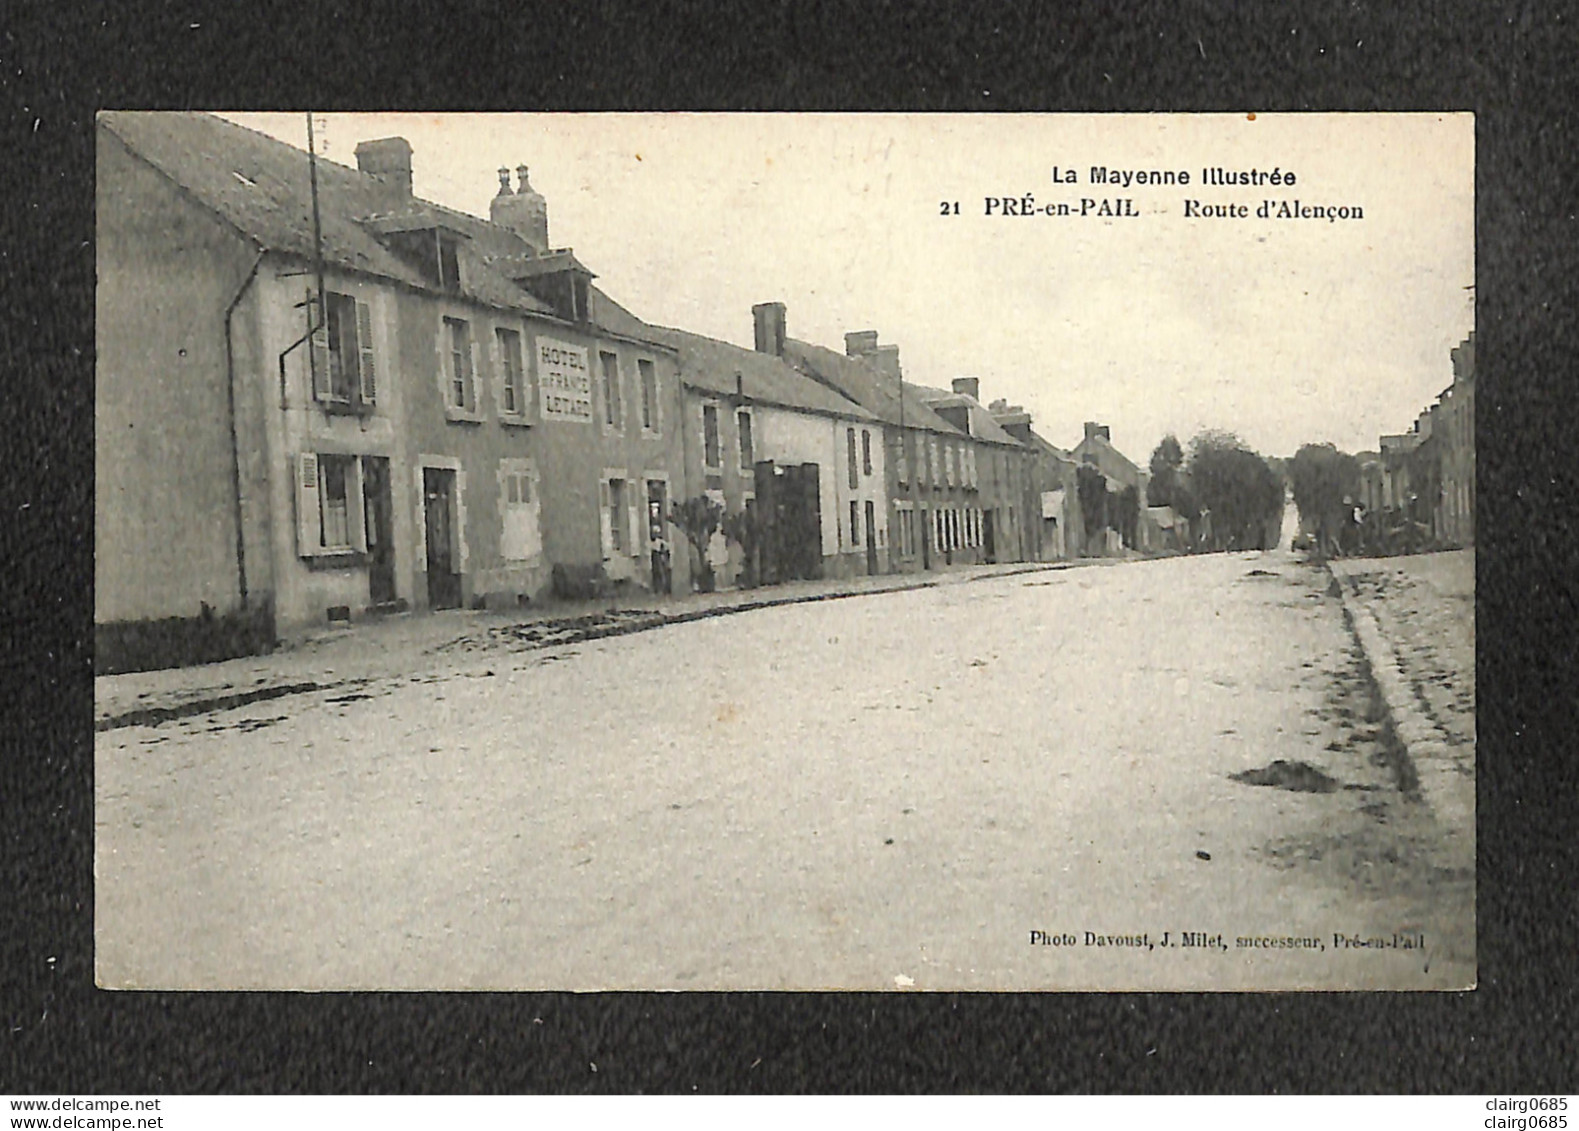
xmin=982 ymin=508 xmax=997 ymax=564
xmin=362 ymin=456 xmax=396 ymax=605
xmin=423 ymin=467 xmax=461 ymax=609
xmin=646 ymin=478 xmax=671 ymax=595
xmin=864 ymin=499 xmax=878 ymax=575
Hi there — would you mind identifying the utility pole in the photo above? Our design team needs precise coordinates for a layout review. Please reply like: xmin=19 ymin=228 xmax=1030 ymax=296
xmin=306 ymin=113 xmax=328 ymax=352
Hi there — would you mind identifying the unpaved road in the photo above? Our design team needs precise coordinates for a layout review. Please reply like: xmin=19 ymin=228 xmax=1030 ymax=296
xmin=97 ymin=550 xmax=1473 ymax=990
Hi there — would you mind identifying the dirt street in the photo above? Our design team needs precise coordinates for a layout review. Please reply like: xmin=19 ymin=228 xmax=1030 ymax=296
xmin=96 ymin=550 xmax=1474 ymax=990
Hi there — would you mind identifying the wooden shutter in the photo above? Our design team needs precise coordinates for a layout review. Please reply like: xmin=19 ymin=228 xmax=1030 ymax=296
xmin=296 ymin=452 xmax=321 ymax=555
xmin=627 ymin=485 xmax=641 ymax=557
xmin=356 ymin=300 xmax=376 ymax=405
xmin=598 ymin=479 xmax=613 ymax=557
xmin=308 ymin=294 xmax=331 ymax=401
xmin=348 ymin=458 xmax=368 ymax=552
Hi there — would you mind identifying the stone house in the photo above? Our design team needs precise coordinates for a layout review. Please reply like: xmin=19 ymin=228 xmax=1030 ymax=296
xmin=96 ymin=111 xmax=688 ymax=671
xmin=1069 ymin=422 xmax=1147 ymax=554
xmin=909 ymin=379 xmax=1037 ymax=567
xmin=989 ymin=400 xmax=1085 ymax=561
xmin=785 ymin=330 xmax=974 ymax=573
xmin=643 ymin=303 xmax=886 ymax=589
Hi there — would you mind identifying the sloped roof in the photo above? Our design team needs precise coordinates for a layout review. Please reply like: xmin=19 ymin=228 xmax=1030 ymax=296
xmin=1070 ymin=431 xmax=1142 ymax=485
xmin=99 ymin=111 xmax=557 ymax=317
xmin=782 ymin=340 xmax=963 ymax=437
xmin=1020 ymin=427 xmax=1078 ymax=466
xmin=909 ymin=385 xmax=1025 ymax=447
xmin=642 ymin=326 xmax=878 ymax=421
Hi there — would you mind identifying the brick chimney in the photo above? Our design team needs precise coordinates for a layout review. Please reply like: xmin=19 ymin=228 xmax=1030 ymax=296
xmin=844 ymin=330 xmax=879 ymax=357
xmin=952 ymin=377 xmax=980 ymax=401
xmin=354 ymin=137 xmax=413 ymax=205
xmin=753 ymin=302 xmax=786 ymax=357
xmin=490 ymin=164 xmax=550 ymax=255
xmin=845 ymin=330 xmax=901 ymax=381
xmin=1084 ymin=421 xmax=1111 ymax=442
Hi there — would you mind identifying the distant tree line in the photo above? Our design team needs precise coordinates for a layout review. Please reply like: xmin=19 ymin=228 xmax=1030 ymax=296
xmin=1147 ymin=430 xmax=1285 ymax=552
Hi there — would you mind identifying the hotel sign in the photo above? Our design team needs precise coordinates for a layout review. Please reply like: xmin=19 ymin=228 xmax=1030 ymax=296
xmin=537 ymin=337 xmax=592 ymax=423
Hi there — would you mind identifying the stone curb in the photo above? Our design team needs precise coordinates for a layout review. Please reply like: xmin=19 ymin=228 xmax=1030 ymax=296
xmin=1327 ymin=562 xmax=1475 ymax=858
xmin=97 ymin=559 xmax=1083 ymax=731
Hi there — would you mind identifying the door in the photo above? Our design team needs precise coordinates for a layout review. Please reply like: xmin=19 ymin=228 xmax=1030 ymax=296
xmin=864 ymin=500 xmax=878 ymax=575
xmin=920 ymin=505 xmax=931 ymax=570
xmin=646 ymin=479 xmax=671 ymax=595
xmin=423 ymin=467 xmax=461 ymax=609
xmin=362 ymin=457 xmax=397 ymax=605
xmin=982 ymin=508 xmax=997 ymax=564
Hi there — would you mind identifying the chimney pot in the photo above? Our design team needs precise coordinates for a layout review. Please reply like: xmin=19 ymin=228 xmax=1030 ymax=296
xmin=752 ymin=302 xmax=786 ymax=357
xmin=952 ymin=377 xmax=980 ymax=401
xmin=491 ymin=163 xmax=550 ymax=254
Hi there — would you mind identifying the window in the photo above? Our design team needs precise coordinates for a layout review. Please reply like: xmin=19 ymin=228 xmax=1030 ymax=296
xmin=862 ymin=429 xmax=873 ymax=476
xmin=894 ymin=433 xmax=909 ymax=486
xmin=850 ymin=501 xmax=861 ymax=548
xmin=295 ymin=452 xmax=367 ymax=556
xmin=607 ymin=477 xmax=627 ymax=553
xmin=445 ymin=317 xmax=475 ymax=410
xmin=499 ymin=461 xmax=542 ymax=562
xmin=496 ymin=327 xmax=525 ymax=416
xmin=703 ymin=404 xmax=721 ymax=468
xmin=600 ymin=351 xmax=621 ymax=428
xmin=737 ymin=410 xmax=754 ymax=471
xmin=847 ymin=428 xmax=859 ymax=490
xmin=639 ymin=359 xmax=658 ymax=431
xmin=930 ymin=436 xmax=942 ymax=487
xmin=438 ymin=236 xmax=461 ymax=293
xmin=896 ymin=506 xmax=916 ymax=557
xmin=310 ymin=291 xmax=376 ymax=408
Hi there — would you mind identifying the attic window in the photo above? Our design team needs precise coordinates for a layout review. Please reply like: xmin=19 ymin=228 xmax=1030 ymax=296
xmin=438 ymin=235 xmax=461 ymax=293
xmin=232 ymin=171 xmax=257 ymax=187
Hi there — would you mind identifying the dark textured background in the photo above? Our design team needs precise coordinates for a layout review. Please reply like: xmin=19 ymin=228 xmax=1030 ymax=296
xmin=3 ymin=0 xmax=1575 ymax=1094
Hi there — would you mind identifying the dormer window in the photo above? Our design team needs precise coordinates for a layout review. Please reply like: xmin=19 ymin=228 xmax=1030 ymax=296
xmin=438 ymin=234 xmax=461 ymax=292
xmin=498 ymin=249 xmax=597 ymax=324
xmin=365 ymin=214 xmax=469 ymax=294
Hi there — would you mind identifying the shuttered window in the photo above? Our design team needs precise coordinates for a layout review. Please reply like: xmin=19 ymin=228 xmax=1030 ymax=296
xmin=310 ymin=291 xmax=376 ymax=408
xmin=295 ymin=452 xmax=367 ymax=556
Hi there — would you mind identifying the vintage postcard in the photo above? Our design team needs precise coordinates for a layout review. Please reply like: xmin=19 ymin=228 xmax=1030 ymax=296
xmin=94 ymin=112 xmax=1474 ymax=990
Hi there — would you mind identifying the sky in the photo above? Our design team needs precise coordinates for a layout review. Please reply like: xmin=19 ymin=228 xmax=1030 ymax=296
xmin=221 ymin=112 xmax=1474 ymax=461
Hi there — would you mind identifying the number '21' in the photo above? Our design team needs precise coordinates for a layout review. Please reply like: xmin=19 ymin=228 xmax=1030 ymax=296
xmin=939 ymin=201 xmax=960 ymax=215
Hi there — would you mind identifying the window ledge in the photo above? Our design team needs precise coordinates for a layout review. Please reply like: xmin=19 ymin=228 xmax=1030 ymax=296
xmin=303 ymin=551 xmax=368 ymax=568
xmin=498 ymin=414 xmax=534 ymax=428
xmin=318 ymin=400 xmax=375 ymax=418
xmin=445 ymin=406 xmax=485 ymax=424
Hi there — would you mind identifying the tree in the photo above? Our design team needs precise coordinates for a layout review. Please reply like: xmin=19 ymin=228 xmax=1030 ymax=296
xmin=1076 ymin=463 xmax=1109 ymax=555
xmin=721 ymin=503 xmax=764 ymax=589
xmin=668 ymin=495 xmax=724 ymax=592
xmin=1289 ymin=443 xmax=1361 ymax=557
xmin=1185 ymin=431 xmax=1284 ymax=551
xmin=1118 ymin=484 xmax=1140 ymax=549
xmin=1147 ymin=432 xmax=1199 ymax=528
xmin=1147 ymin=434 xmax=1185 ymax=508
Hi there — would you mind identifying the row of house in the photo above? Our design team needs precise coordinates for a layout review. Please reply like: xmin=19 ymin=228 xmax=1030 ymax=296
xmin=1356 ymin=331 xmax=1475 ymax=549
xmin=96 ymin=112 xmax=1139 ymax=673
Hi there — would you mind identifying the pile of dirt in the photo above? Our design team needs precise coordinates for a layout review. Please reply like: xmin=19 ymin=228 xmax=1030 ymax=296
xmin=1230 ymin=759 xmax=1341 ymax=793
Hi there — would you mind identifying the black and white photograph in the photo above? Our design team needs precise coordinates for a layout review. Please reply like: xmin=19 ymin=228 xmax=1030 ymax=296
xmin=93 ymin=111 xmax=1475 ymax=991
